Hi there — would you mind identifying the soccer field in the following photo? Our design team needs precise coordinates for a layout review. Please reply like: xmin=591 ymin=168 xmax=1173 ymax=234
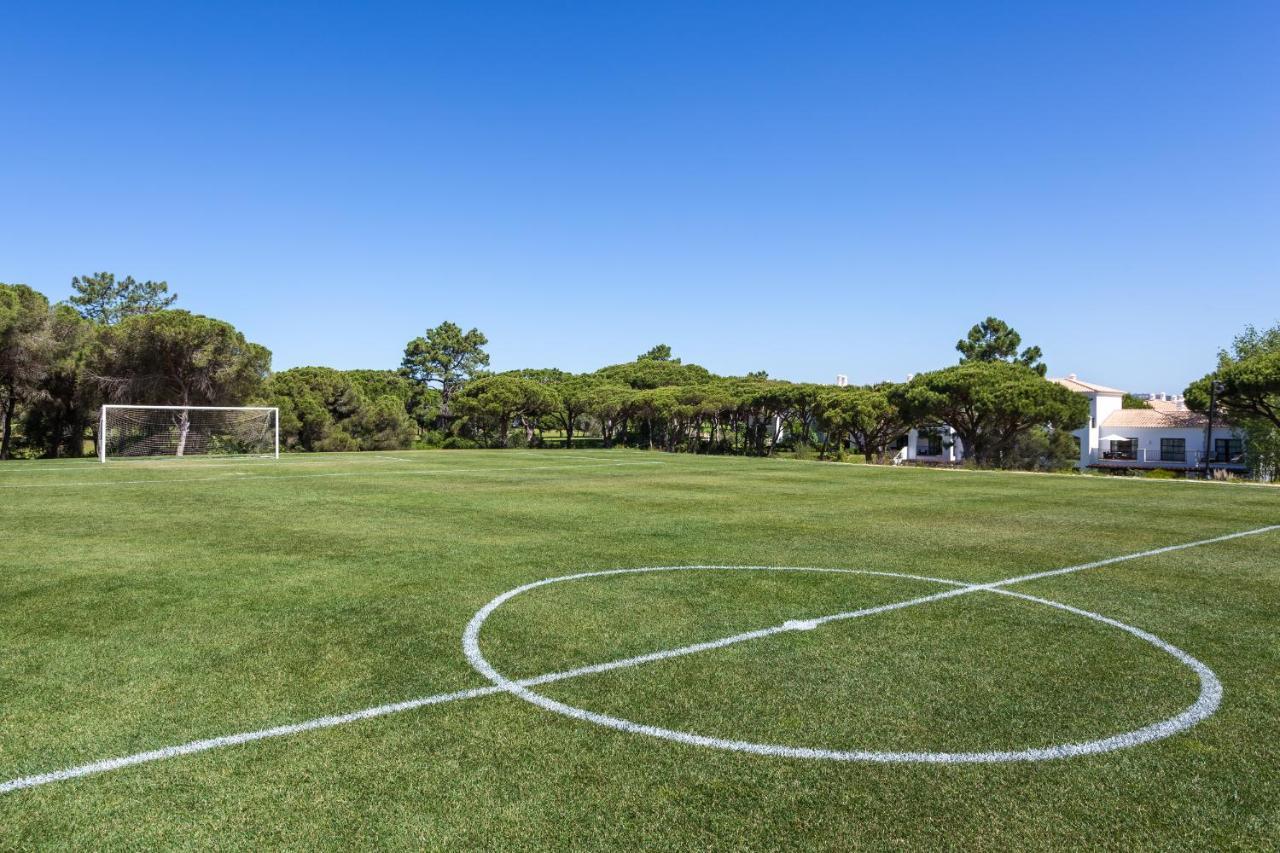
xmin=1 ymin=450 xmax=1277 ymax=849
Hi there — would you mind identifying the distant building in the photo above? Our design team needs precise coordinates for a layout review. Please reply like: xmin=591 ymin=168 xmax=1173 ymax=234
xmin=892 ymin=375 xmax=1246 ymax=471
xmin=1134 ymin=391 xmax=1187 ymax=409
xmin=1051 ymin=375 xmax=1245 ymax=471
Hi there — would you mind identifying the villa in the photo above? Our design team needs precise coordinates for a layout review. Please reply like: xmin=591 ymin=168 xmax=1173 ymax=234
xmin=899 ymin=375 xmax=1247 ymax=472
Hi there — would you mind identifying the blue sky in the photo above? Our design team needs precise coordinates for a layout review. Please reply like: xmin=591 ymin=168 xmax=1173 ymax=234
xmin=3 ymin=2 xmax=1276 ymax=393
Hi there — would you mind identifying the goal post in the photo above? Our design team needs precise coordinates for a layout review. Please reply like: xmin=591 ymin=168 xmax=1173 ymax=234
xmin=98 ymin=405 xmax=280 ymax=462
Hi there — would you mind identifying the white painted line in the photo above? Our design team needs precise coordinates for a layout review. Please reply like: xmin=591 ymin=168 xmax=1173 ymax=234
xmin=0 ymin=460 xmax=665 ymax=490
xmin=0 ymin=685 xmax=505 ymax=795
xmin=0 ymin=568 xmax=959 ymax=795
xmin=464 ymin=566 xmax=1222 ymax=764
xmin=975 ymin=524 xmax=1280 ymax=589
xmin=1 ymin=527 xmax=1273 ymax=793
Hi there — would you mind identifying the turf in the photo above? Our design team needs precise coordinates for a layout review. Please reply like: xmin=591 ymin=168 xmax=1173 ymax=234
xmin=0 ymin=449 xmax=1277 ymax=849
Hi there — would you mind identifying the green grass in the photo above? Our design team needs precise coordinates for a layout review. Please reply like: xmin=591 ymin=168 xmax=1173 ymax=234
xmin=1 ymin=449 xmax=1277 ymax=849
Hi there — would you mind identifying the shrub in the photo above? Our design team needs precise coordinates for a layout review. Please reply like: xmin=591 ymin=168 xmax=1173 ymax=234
xmin=415 ymin=430 xmax=446 ymax=449
xmin=317 ymin=430 xmax=359 ymax=452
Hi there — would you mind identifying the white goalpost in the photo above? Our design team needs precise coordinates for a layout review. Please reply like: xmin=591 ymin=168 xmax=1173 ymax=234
xmin=98 ymin=405 xmax=280 ymax=462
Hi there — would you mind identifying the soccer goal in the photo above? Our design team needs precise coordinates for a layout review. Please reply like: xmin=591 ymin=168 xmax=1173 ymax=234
xmin=98 ymin=405 xmax=279 ymax=462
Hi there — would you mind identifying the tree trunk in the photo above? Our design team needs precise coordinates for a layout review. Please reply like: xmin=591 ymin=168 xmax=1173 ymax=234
xmin=437 ymin=386 xmax=453 ymax=431
xmin=175 ymin=409 xmax=191 ymax=456
xmin=564 ymin=418 xmax=574 ymax=449
xmin=71 ymin=413 xmax=89 ymax=458
xmin=48 ymin=408 xmax=66 ymax=458
xmin=0 ymin=383 xmax=14 ymax=460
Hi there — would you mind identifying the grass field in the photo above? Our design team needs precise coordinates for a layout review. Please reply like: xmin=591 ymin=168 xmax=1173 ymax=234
xmin=1 ymin=449 xmax=1278 ymax=849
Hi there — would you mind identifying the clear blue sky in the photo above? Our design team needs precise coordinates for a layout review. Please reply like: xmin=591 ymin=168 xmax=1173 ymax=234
xmin=3 ymin=2 xmax=1276 ymax=393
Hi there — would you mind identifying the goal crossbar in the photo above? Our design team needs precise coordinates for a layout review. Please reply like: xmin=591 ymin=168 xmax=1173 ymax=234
xmin=99 ymin=405 xmax=280 ymax=462
xmin=100 ymin=405 xmax=278 ymax=411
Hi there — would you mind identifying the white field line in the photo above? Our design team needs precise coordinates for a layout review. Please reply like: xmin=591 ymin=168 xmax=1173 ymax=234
xmin=469 ymin=571 xmax=1225 ymax=765
xmin=0 ymin=460 xmax=665 ymax=490
xmin=1 ymin=525 xmax=1275 ymax=794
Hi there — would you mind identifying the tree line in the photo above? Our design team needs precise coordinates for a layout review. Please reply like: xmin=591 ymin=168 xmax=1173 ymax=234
xmin=1 ymin=274 xmax=268 ymax=460
xmin=3 ymin=276 xmax=1277 ymax=474
xmin=1185 ymin=324 xmax=1280 ymax=479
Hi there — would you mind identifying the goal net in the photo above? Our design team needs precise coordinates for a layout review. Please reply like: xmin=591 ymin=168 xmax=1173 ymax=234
xmin=99 ymin=405 xmax=279 ymax=461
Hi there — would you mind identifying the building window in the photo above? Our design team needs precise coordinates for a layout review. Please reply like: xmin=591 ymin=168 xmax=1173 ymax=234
xmin=1104 ymin=438 xmax=1137 ymax=460
xmin=1160 ymin=438 xmax=1186 ymax=462
xmin=917 ymin=429 xmax=944 ymax=456
xmin=1213 ymin=438 xmax=1244 ymax=463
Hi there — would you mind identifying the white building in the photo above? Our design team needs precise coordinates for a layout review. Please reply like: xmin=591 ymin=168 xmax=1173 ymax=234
xmin=894 ymin=375 xmax=1245 ymax=471
xmin=1053 ymin=375 xmax=1244 ymax=471
xmin=900 ymin=423 xmax=963 ymax=463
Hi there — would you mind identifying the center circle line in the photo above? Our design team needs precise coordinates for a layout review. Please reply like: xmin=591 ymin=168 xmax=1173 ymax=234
xmin=463 ymin=565 xmax=1222 ymax=763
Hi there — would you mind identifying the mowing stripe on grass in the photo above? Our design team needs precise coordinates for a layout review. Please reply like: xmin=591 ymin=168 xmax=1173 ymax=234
xmin=0 ymin=460 xmax=665 ymax=489
xmin=2 ymin=525 xmax=1275 ymax=794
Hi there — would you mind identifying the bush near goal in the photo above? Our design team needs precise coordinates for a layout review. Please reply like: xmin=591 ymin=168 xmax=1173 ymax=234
xmin=98 ymin=405 xmax=279 ymax=461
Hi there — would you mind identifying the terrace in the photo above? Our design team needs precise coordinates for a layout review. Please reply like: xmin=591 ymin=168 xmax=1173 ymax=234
xmin=1091 ymin=437 xmax=1247 ymax=470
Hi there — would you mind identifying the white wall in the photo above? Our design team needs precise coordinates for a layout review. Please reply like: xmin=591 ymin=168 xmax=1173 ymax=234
xmin=1072 ymin=392 xmax=1125 ymax=468
xmin=1088 ymin=424 xmax=1246 ymax=466
xmin=906 ymin=426 xmax=961 ymax=462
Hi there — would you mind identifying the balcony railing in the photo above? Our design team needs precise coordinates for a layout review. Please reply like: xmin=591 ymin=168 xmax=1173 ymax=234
xmin=1091 ymin=448 xmax=1245 ymax=467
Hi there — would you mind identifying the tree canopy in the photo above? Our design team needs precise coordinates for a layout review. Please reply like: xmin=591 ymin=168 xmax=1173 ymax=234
xmin=0 ymin=284 xmax=54 ymax=459
xmin=400 ymin=321 xmax=489 ymax=425
xmin=69 ymin=272 xmax=177 ymax=324
xmin=453 ymin=374 xmax=558 ymax=447
xmin=956 ymin=316 xmax=1045 ymax=376
xmin=1185 ymin=322 xmax=1280 ymax=431
xmin=901 ymin=362 xmax=1087 ymax=465
xmin=95 ymin=310 xmax=270 ymax=407
xmin=21 ymin=305 xmax=99 ymax=458
xmin=265 ymin=367 xmax=415 ymax=452
xmin=638 ymin=343 xmax=676 ymax=362
xmin=11 ymin=276 xmax=1273 ymax=478
xmin=817 ymin=383 xmax=909 ymax=462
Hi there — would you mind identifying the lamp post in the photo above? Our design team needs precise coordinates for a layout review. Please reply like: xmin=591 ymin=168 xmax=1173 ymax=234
xmin=1202 ymin=379 xmax=1224 ymax=477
